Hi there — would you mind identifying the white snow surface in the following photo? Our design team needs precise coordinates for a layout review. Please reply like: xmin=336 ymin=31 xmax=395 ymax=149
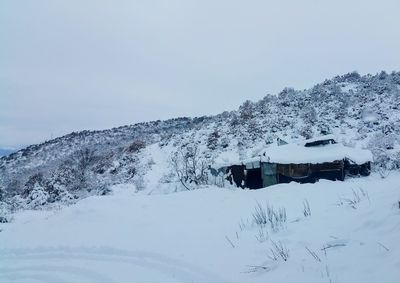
xmin=1 ymin=173 xmax=400 ymax=283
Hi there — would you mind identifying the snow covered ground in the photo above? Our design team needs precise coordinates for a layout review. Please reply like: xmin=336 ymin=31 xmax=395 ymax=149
xmin=1 ymin=173 xmax=400 ymax=283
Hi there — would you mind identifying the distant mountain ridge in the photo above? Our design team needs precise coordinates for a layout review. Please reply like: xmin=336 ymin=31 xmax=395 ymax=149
xmin=0 ymin=148 xmax=16 ymax=158
xmin=1 ymin=71 xmax=400 ymax=214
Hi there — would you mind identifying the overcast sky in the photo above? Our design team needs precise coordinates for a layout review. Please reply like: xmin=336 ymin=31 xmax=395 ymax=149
xmin=1 ymin=0 xmax=400 ymax=148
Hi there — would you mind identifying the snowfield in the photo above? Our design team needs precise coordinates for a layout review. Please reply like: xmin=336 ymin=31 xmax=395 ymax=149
xmin=1 ymin=173 xmax=400 ymax=283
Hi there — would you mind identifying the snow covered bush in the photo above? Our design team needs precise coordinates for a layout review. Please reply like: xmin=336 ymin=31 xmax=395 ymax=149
xmin=0 ymin=186 xmax=5 ymax=202
xmin=170 ymin=144 xmax=209 ymax=190
xmin=239 ymin=100 xmax=255 ymax=121
xmin=133 ymin=175 xmax=146 ymax=192
xmin=207 ymin=129 xmax=220 ymax=150
xmin=0 ymin=201 xmax=12 ymax=223
xmin=25 ymin=184 xmax=50 ymax=209
xmin=127 ymin=140 xmax=146 ymax=153
xmin=6 ymin=195 xmax=25 ymax=213
xmin=72 ymin=148 xmax=97 ymax=190
xmin=300 ymin=105 xmax=317 ymax=126
xmin=159 ymin=172 xmax=175 ymax=184
xmin=93 ymin=184 xmax=112 ymax=196
xmin=299 ymin=126 xmax=313 ymax=139
xmin=368 ymin=132 xmax=400 ymax=171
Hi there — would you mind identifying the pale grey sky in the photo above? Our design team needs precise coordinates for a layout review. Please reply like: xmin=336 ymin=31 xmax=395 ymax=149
xmin=1 ymin=0 xmax=400 ymax=148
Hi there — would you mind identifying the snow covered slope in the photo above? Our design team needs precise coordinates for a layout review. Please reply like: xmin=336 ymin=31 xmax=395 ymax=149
xmin=1 ymin=71 xmax=400 ymax=211
xmin=1 ymin=173 xmax=399 ymax=283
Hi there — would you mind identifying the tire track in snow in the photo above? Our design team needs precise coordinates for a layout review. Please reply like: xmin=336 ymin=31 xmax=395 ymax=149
xmin=0 ymin=246 xmax=234 ymax=283
xmin=0 ymin=265 xmax=114 ymax=283
xmin=0 ymin=272 xmax=69 ymax=283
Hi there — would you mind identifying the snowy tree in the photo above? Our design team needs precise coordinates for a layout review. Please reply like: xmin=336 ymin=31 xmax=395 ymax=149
xmin=170 ymin=144 xmax=209 ymax=190
xmin=26 ymin=183 xmax=50 ymax=209
xmin=127 ymin=140 xmax=146 ymax=153
xmin=0 ymin=201 xmax=12 ymax=223
xmin=300 ymin=105 xmax=317 ymax=125
xmin=0 ymin=186 xmax=5 ymax=201
xmin=368 ymin=132 xmax=400 ymax=170
xmin=239 ymin=100 xmax=255 ymax=122
xmin=207 ymin=129 xmax=220 ymax=150
xmin=278 ymin=87 xmax=297 ymax=107
xmin=299 ymin=126 xmax=313 ymax=139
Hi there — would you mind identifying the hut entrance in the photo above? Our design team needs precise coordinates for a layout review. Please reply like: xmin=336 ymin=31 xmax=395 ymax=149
xmin=246 ymin=168 xmax=263 ymax=189
xmin=261 ymin=163 xmax=278 ymax=187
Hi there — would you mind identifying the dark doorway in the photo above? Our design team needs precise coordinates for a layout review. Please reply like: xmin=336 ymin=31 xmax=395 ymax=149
xmin=246 ymin=168 xmax=263 ymax=189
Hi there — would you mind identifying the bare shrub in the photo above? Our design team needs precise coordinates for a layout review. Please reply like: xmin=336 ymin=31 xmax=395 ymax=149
xmin=255 ymin=226 xmax=269 ymax=243
xmin=68 ymin=148 xmax=98 ymax=190
xmin=246 ymin=265 xmax=273 ymax=273
xmin=268 ymin=240 xmax=289 ymax=262
xmin=339 ymin=187 xmax=370 ymax=209
xmin=321 ymin=242 xmax=347 ymax=251
xmin=0 ymin=201 xmax=12 ymax=223
xmin=170 ymin=144 xmax=209 ymax=190
xmin=252 ymin=202 xmax=287 ymax=232
xmin=207 ymin=130 xmax=220 ymax=150
xmin=377 ymin=242 xmax=389 ymax=252
xmin=134 ymin=175 xmax=146 ymax=192
xmin=127 ymin=140 xmax=146 ymax=153
xmin=225 ymin=235 xmax=235 ymax=248
xmin=305 ymin=246 xmax=321 ymax=262
xmin=267 ymin=205 xmax=287 ymax=232
xmin=252 ymin=202 xmax=267 ymax=226
xmin=238 ymin=218 xmax=248 ymax=231
xmin=303 ymin=199 xmax=311 ymax=217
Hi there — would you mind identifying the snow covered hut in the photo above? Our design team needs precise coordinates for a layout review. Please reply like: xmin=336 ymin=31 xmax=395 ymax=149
xmin=223 ymin=136 xmax=373 ymax=189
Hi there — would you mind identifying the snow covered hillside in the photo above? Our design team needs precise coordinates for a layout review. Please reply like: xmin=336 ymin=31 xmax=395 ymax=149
xmin=0 ymin=71 xmax=400 ymax=282
xmin=1 ymin=173 xmax=399 ymax=283
xmin=1 ymin=71 xmax=400 ymax=212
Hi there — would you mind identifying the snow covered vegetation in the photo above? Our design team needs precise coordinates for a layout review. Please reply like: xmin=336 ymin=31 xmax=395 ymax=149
xmin=1 ymin=71 xmax=400 ymax=282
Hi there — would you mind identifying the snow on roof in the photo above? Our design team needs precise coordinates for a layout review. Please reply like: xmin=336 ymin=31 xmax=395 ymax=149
xmin=250 ymin=141 xmax=373 ymax=165
xmin=213 ymin=150 xmax=241 ymax=167
xmin=213 ymin=136 xmax=373 ymax=168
